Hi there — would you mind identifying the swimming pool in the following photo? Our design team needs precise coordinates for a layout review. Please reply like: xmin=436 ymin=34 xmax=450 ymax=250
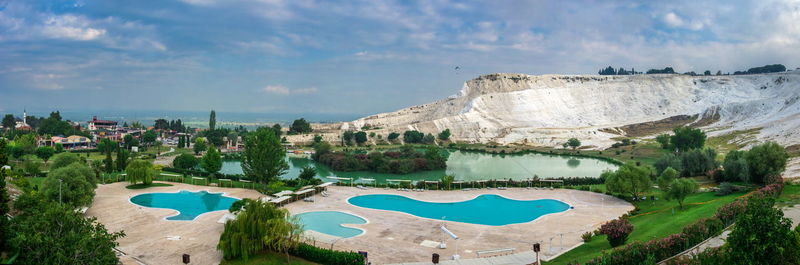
xmin=348 ymin=194 xmax=570 ymax=226
xmin=130 ymin=190 xmax=239 ymax=221
xmin=295 ymin=211 xmax=367 ymax=238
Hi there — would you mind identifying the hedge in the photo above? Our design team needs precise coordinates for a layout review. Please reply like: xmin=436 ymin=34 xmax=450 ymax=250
xmin=288 ymin=243 xmax=364 ymax=265
xmin=583 ymin=183 xmax=784 ymax=265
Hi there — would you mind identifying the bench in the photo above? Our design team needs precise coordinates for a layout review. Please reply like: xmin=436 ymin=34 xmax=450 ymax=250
xmin=476 ymin=247 xmax=515 ymax=257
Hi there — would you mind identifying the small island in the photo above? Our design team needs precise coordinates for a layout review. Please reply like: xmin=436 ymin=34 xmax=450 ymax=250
xmin=312 ymin=143 xmax=447 ymax=174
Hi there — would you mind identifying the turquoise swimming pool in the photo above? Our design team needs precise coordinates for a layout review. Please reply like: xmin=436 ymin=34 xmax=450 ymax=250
xmin=348 ymin=194 xmax=570 ymax=226
xmin=295 ymin=211 xmax=366 ymax=238
xmin=130 ymin=190 xmax=239 ymax=221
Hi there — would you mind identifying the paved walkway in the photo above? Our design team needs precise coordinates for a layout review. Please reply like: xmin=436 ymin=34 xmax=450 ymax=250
xmin=387 ymin=251 xmax=538 ymax=265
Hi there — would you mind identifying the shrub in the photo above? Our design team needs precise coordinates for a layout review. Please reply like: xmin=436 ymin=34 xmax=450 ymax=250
xmin=599 ymin=219 xmax=634 ymax=247
xmin=288 ymin=243 xmax=364 ymax=265
xmin=716 ymin=182 xmax=734 ymax=196
xmin=582 ymin=232 xmax=593 ymax=242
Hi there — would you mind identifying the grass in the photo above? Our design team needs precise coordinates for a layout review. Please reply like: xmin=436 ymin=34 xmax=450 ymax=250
xmin=125 ymin=183 xmax=173 ymax=189
xmin=705 ymin=127 xmax=761 ymax=155
xmin=547 ymin=190 xmax=749 ymax=265
xmin=219 ymin=251 xmax=317 ymax=265
xmin=777 ymin=184 xmax=800 ymax=208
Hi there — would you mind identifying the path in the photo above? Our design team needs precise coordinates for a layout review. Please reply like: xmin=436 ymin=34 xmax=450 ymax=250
xmin=387 ymin=251 xmax=538 ymax=265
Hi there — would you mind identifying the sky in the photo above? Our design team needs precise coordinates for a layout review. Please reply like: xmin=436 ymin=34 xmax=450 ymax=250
xmin=1 ymin=0 xmax=799 ymax=117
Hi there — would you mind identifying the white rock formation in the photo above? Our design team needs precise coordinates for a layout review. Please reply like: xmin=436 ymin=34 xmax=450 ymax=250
xmin=346 ymin=72 xmax=800 ymax=149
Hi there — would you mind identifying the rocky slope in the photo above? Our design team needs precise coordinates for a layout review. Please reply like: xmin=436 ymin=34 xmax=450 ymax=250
xmin=344 ymin=71 xmax=800 ymax=149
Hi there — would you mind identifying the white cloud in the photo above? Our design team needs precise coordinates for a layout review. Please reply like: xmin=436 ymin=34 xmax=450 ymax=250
xmin=662 ymin=12 xmax=704 ymax=30
xmin=261 ymin=85 xmax=318 ymax=95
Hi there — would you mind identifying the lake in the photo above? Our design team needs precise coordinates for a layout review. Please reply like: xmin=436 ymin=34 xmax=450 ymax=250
xmin=220 ymin=150 xmax=617 ymax=183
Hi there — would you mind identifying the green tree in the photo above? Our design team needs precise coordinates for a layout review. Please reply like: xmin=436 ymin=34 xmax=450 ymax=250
xmin=265 ymin=214 xmax=302 ymax=262
xmin=289 ymin=118 xmax=312 ymax=134
xmin=311 ymin=142 xmax=332 ymax=161
xmin=354 ymin=131 xmax=368 ymax=144
xmin=22 ymin=155 xmax=43 ymax=176
xmin=217 ymin=199 xmax=297 ymax=260
xmin=387 ymin=132 xmax=400 ymax=142
xmin=41 ymin=163 xmax=96 ymax=207
xmin=313 ymin=134 xmax=323 ymax=144
xmin=0 ymin=139 xmax=9 ymax=252
xmin=49 ymin=152 xmax=82 ymax=170
xmin=126 ymin=159 xmax=155 ymax=185
xmin=123 ymin=134 xmax=138 ymax=150
xmin=438 ymin=129 xmax=451 ymax=141
xmin=209 ymin=110 xmax=217 ymax=130
xmin=657 ymin=167 xmax=678 ymax=195
xmin=441 ymin=175 xmax=455 ymax=190
xmin=298 ymin=166 xmax=316 ymax=181
xmin=681 ymin=148 xmax=718 ymax=177
xmin=1 ymin=114 xmax=15 ymax=130
xmin=201 ymin=146 xmax=223 ymax=175
xmin=723 ymin=150 xmax=749 ymax=182
xmin=726 ymin=196 xmax=800 ymax=265
xmin=116 ymin=148 xmax=130 ymax=172
xmin=670 ymin=127 xmax=706 ymax=152
xmin=9 ymin=201 xmax=125 ymax=265
xmin=667 ymin=178 xmax=699 ymax=209
xmin=567 ymin=138 xmax=581 ymax=150
xmin=97 ymin=138 xmax=116 ymax=173
xmin=173 ymin=154 xmax=199 ymax=170
xmin=228 ymin=131 xmax=239 ymax=147
xmin=422 ymin=133 xmax=436 ymax=144
xmin=403 ymin=130 xmax=423 ymax=143
xmin=271 ymin=123 xmax=282 ymax=137
xmin=35 ymin=146 xmax=55 ymax=164
xmin=193 ymin=138 xmax=207 ymax=155
xmin=90 ymin=160 xmax=103 ymax=182
xmin=242 ymin=127 xmax=289 ymax=184
xmin=54 ymin=143 xmax=64 ymax=153
xmin=655 ymin=133 xmax=671 ymax=149
xmin=744 ymin=142 xmax=787 ymax=184
xmin=605 ymin=162 xmax=653 ymax=200
xmin=141 ymin=130 xmax=157 ymax=147
xmin=342 ymin=131 xmax=354 ymax=145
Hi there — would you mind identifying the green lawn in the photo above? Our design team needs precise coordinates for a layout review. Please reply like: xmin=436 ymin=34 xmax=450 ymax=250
xmin=219 ymin=252 xmax=317 ymax=265
xmin=777 ymin=184 xmax=800 ymax=208
xmin=547 ymin=190 xmax=748 ymax=265
xmin=125 ymin=183 xmax=173 ymax=189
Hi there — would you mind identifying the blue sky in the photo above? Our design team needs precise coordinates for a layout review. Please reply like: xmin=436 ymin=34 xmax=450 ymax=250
xmin=1 ymin=0 xmax=799 ymax=116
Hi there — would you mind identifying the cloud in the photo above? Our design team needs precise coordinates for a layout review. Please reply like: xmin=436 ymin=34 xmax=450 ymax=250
xmin=662 ymin=12 xmax=704 ymax=31
xmin=261 ymin=85 xmax=317 ymax=95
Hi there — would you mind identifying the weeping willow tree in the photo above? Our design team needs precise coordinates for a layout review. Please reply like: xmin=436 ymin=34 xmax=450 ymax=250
xmin=217 ymin=199 xmax=302 ymax=261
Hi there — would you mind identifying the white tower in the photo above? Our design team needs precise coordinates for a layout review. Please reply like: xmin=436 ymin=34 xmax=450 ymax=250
xmin=23 ymin=109 xmax=27 ymax=125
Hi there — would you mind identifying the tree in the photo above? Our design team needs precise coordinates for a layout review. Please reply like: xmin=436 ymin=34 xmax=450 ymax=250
xmin=97 ymin=138 xmax=116 ymax=173
xmin=745 ymin=142 xmax=787 ymax=184
xmin=265 ymin=214 xmax=302 ymax=262
xmin=567 ymin=138 xmax=581 ymax=150
xmin=90 ymin=160 xmax=103 ymax=182
xmin=123 ymin=134 xmax=138 ymax=150
xmin=311 ymin=142 xmax=332 ymax=161
xmin=667 ymin=178 xmax=699 ymax=209
xmin=126 ymin=160 xmax=155 ymax=185
xmin=403 ymin=130 xmax=424 ymax=143
xmin=670 ymin=127 xmax=706 ymax=152
xmin=655 ymin=133 xmax=671 ymax=149
xmin=154 ymin=119 xmax=169 ymax=130
xmin=657 ymin=167 xmax=679 ymax=195
xmin=681 ymin=148 xmax=718 ymax=177
xmin=723 ymin=150 xmax=749 ymax=182
xmin=49 ymin=152 xmax=82 ymax=170
xmin=173 ymin=154 xmax=199 ymax=169
xmin=1 ymin=114 xmax=15 ymax=130
xmin=242 ymin=127 xmax=289 ymax=184
xmin=54 ymin=143 xmax=64 ymax=153
xmin=354 ymin=131 xmax=368 ymax=144
xmin=726 ymin=196 xmax=800 ymax=265
xmin=35 ymin=146 xmax=55 ymax=164
xmin=598 ymin=66 xmax=617 ymax=75
xmin=422 ymin=133 xmax=436 ymax=144
xmin=193 ymin=138 xmax=207 ymax=155
xmin=313 ymin=134 xmax=323 ymax=144
xmin=0 ymin=145 xmax=9 ymax=253
xmin=605 ymin=162 xmax=652 ymax=200
xmin=342 ymin=131 xmax=354 ymax=145
xmin=41 ymin=163 xmax=96 ymax=207
xmin=387 ymin=132 xmax=400 ymax=142
xmin=271 ymin=123 xmax=282 ymax=137
xmin=228 ymin=131 xmax=239 ymax=147
xmin=298 ymin=166 xmax=316 ymax=181
xmin=201 ymin=146 xmax=223 ymax=175
xmin=441 ymin=175 xmax=455 ymax=190
xmin=218 ymin=199 xmax=298 ymax=261
xmin=9 ymin=201 xmax=125 ymax=265
xmin=438 ymin=129 xmax=451 ymax=141
xmin=22 ymin=155 xmax=43 ymax=176
xmin=289 ymin=118 xmax=312 ymax=134
xmin=141 ymin=130 xmax=157 ymax=147
xmin=209 ymin=110 xmax=217 ymax=130
xmin=116 ymin=148 xmax=130 ymax=172
xmin=704 ymin=70 xmax=712 ymax=76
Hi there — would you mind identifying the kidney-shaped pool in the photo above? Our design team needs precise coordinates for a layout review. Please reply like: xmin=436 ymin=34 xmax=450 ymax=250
xmin=130 ymin=190 xmax=239 ymax=221
xmin=348 ymin=194 xmax=570 ymax=226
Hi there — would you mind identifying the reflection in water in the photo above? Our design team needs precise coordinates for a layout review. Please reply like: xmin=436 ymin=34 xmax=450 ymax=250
xmin=220 ymin=151 xmax=617 ymax=183
xmin=567 ymin=158 xmax=581 ymax=168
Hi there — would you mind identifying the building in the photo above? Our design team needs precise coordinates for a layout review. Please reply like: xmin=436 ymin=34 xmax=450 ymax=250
xmin=14 ymin=109 xmax=32 ymax=131
xmin=49 ymin=135 xmax=91 ymax=149
xmin=88 ymin=116 xmax=118 ymax=131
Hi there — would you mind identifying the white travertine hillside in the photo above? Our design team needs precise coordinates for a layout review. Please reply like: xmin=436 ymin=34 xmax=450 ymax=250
xmin=345 ymin=72 xmax=800 ymax=149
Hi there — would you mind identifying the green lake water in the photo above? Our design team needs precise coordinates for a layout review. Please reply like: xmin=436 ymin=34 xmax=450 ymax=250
xmin=219 ymin=150 xmax=617 ymax=183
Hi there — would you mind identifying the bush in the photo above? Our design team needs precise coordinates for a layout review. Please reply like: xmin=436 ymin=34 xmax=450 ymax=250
xmin=288 ymin=243 xmax=364 ymax=265
xmin=599 ymin=219 xmax=634 ymax=247
xmin=716 ymin=182 xmax=734 ymax=196
xmin=582 ymin=232 xmax=593 ymax=242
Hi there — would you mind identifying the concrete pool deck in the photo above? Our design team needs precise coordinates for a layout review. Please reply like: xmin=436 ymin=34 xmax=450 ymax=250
xmin=285 ymin=186 xmax=633 ymax=264
xmin=87 ymin=182 xmax=632 ymax=265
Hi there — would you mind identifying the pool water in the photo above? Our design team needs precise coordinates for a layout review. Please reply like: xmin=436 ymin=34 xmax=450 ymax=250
xmin=295 ymin=211 xmax=366 ymax=238
xmin=348 ymin=194 xmax=570 ymax=226
xmin=130 ymin=190 xmax=239 ymax=221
